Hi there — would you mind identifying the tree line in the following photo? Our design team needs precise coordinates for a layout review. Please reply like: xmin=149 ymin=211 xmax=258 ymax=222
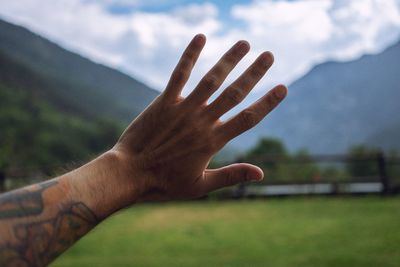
xmin=212 ymin=137 xmax=400 ymax=185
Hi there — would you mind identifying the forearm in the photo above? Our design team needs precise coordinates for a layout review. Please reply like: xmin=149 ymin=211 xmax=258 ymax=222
xmin=0 ymin=151 xmax=137 ymax=267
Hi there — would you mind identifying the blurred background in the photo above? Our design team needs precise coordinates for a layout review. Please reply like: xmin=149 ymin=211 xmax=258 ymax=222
xmin=0 ymin=0 xmax=399 ymax=266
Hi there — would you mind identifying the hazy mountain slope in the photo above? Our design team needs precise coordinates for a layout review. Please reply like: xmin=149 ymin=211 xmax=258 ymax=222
xmin=366 ymin=124 xmax=400 ymax=152
xmin=232 ymin=40 xmax=400 ymax=153
xmin=0 ymin=18 xmax=159 ymax=122
xmin=0 ymin=18 xmax=159 ymax=176
xmin=0 ymin=53 xmax=123 ymax=175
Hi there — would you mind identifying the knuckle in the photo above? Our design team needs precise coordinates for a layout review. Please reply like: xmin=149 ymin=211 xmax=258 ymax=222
xmin=224 ymin=87 xmax=244 ymax=106
xmin=173 ymin=58 xmax=192 ymax=81
xmin=180 ymin=57 xmax=192 ymax=69
xmin=202 ymin=74 xmax=220 ymax=89
xmin=172 ymin=68 xmax=189 ymax=83
xmin=267 ymin=92 xmax=279 ymax=106
xmin=183 ymin=50 xmax=195 ymax=61
xmin=250 ymin=65 xmax=266 ymax=78
xmin=224 ymin=53 xmax=238 ymax=66
xmin=223 ymin=168 xmax=237 ymax=186
xmin=239 ymin=109 xmax=259 ymax=129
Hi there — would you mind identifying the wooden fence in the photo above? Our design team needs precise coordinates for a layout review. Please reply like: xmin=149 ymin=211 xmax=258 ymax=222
xmin=1 ymin=153 xmax=400 ymax=197
xmin=229 ymin=152 xmax=400 ymax=198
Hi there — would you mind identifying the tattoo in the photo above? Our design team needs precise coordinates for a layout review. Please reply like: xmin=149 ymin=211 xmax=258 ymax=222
xmin=0 ymin=202 xmax=98 ymax=267
xmin=0 ymin=181 xmax=99 ymax=267
xmin=0 ymin=180 xmax=58 ymax=219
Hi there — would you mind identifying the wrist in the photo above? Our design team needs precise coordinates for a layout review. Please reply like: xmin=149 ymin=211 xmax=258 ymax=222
xmin=103 ymin=149 xmax=149 ymax=203
xmin=64 ymin=150 xmax=145 ymax=219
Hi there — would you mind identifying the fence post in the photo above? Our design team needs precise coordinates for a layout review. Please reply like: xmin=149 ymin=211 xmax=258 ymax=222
xmin=377 ymin=152 xmax=390 ymax=195
xmin=0 ymin=171 xmax=5 ymax=192
xmin=233 ymin=157 xmax=246 ymax=199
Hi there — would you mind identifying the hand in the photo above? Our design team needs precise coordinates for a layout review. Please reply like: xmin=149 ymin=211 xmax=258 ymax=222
xmin=112 ymin=34 xmax=287 ymax=201
xmin=0 ymin=34 xmax=287 ymax=266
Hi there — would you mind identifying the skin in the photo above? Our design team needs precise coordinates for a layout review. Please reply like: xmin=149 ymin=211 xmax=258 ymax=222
xmin=0 ymin=34 xmax=287 ymax=267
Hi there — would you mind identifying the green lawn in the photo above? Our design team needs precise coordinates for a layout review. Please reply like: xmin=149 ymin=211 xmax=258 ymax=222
xmin=52 ymin=197 xmax=400 ymax=267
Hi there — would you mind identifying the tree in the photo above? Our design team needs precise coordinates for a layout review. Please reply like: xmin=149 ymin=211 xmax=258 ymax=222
xmin=247 ymin=137 xmax=288 ymax=157
xmin=346 ymin=145 xmax=379 ymax=179
xmin=290 ymin=148 xmax=320 ymax=182
xmin=244 ymin=137 xmax=288 ymax=183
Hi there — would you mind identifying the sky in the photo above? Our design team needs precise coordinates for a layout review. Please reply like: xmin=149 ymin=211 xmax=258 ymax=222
xmin=1 ymin=0 xmax=400 ymax=104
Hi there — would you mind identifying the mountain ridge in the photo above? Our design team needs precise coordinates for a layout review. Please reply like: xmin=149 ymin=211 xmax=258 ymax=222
xmin=0 ymin=18 xmax=159 ymax=122
xmin=0 ymin=18 xmax=158 ymax=175
xmin=231 ymin=39 xmax=400 ymax=153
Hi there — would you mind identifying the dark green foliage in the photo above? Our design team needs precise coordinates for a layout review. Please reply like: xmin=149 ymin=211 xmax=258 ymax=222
xmin=319 ymin=165 xmax=348 ymax=182
xmin=387 ymin=151 xmax=400 ymax=189
xmin=245 ymin=138 xmax=288 ymax=182
xmin=289 ymin=149 xmax=321 ymax=182
xmin=247 ymin=137 xmax=288 ymax=157
xmin=0 ymin=84 xmax=123 ymax=177
xmin=0 ymin=19 xmax=159 ymax=122
xmin=213 ymin=137 xmax=400 ymax=185
xmin=346 ymin=145 xmax=380 ymax=178
xmin=243 ymin=137 xmax=320 ymax=183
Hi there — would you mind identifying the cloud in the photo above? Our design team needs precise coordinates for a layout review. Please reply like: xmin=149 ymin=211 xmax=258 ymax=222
xmin=228 ymin=0 xmax=400 ymax=93
xmin=0 ymin=0 xmax=128 ymax=65
xmin=1 ymin=0 xmax=400 ymax=103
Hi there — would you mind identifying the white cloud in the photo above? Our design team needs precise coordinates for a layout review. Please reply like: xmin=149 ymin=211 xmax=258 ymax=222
xmin=0 ymin=0 xmax=128 ymax=65
xmin=228 ymin=0 xmax=400 ymax=95
xmin=1 ymin=0 xmax=400 ymax=103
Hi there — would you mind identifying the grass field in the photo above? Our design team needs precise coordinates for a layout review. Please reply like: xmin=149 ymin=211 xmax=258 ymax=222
xmin=52 ymin=197 xmax=400 ymax=267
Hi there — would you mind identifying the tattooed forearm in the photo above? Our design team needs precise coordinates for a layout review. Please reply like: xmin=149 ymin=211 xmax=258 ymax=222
xmin=0 ymin=152 xmax=133 ymax=266
xmin=0 ymin=202 xmax=98 ymax=267
xmin=0 ymin=179 xmax=99 ymax=267
xmin=0 ymin=180 xmax=58 ymax=219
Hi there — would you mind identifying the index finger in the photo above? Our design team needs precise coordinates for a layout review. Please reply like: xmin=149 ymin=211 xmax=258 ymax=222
xmin=163 ymin=34 xmax=206 ymax=101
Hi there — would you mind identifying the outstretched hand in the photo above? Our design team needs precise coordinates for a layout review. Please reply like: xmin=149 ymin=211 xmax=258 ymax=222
xmin=0 ymin=34 xmax=287 ymax=267
xmin=113 ymin=34 xmax=287 ymax=201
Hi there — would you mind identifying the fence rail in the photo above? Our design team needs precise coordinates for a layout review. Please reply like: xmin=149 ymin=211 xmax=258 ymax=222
xmin=229 ymin=152 xmax=400 ymax=198
xmin=1 ymin=153 xmax=400 ymax=196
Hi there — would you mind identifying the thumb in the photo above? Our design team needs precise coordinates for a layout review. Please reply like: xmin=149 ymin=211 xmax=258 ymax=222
xmin=202 ymin=163 xmax=264 ymax=193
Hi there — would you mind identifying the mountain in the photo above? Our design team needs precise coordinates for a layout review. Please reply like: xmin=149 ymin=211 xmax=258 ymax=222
xmin=366 ymin=123 xmax=400 ymax=152
xmin=0 ymin=18 xmax=158 ymax=177
xmin=232 ymin=40 xmax=400 ymax=154
xmin=0 ymin=19 xmax=158 ymax=122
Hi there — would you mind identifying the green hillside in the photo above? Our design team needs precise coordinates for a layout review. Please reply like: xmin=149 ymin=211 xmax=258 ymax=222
xmin=0 ymin=19 xmax=158 ymax=180
xmin=0 ymin=19 xmax=159 ymax=121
